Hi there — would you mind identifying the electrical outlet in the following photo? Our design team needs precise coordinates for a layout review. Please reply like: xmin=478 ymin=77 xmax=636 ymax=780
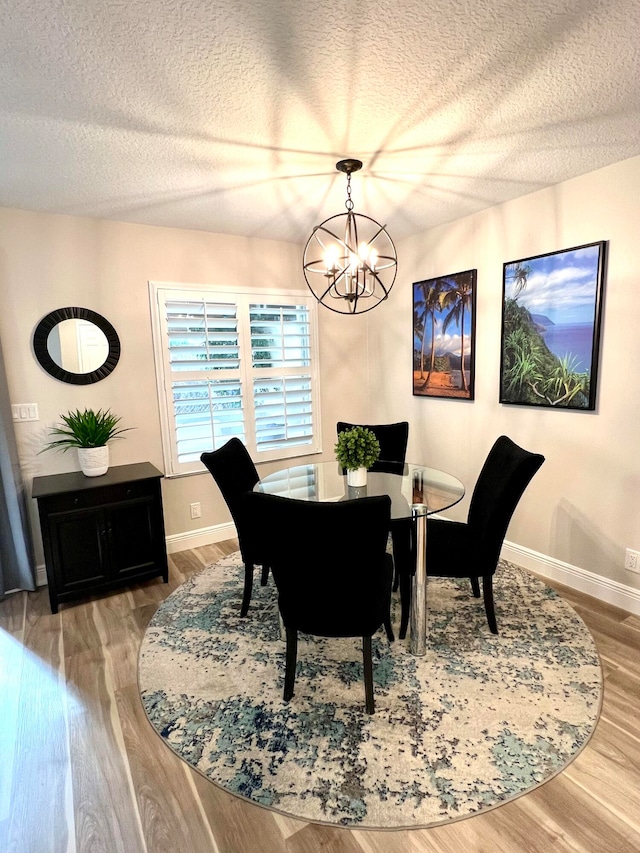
xmin=624 ymin=548 xmax=640 ymax=573
xmin=190 ymin=502 xmax=201 ymax=520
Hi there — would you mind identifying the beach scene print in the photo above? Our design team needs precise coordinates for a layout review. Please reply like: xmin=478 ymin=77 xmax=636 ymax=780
xmin=413 ymin=269 xmax=476 ymax=399
xmin=500 ymin=242 xmax=605 ymax=409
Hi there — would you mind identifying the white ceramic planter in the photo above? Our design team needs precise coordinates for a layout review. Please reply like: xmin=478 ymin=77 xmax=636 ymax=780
xmin=78 ymin=445 xmax=109 ymax=477
xmin=346 ymin=466 xmax=367 ymax=487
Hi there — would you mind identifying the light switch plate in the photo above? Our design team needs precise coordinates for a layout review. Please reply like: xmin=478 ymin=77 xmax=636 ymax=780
xmin=11 ymin=403 xmax=39 ymax=422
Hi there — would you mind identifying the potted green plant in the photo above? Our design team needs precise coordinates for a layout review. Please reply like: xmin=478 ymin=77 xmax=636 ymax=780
xmin=42 ymin=408 xmax=132 ymax=477
xmin=334 ymin=425 xmax=381 ymax=486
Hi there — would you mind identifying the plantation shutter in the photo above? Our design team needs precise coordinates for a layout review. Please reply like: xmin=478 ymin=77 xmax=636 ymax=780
xmin=151 ymin=285 xmax=320 ymax=475
xmin=250 ymin=303 xmax=314 ymax=453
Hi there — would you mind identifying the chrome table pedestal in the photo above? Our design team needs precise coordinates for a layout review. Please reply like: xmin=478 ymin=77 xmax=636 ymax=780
xmin=409 ymin=503 xmax=428 ymax=656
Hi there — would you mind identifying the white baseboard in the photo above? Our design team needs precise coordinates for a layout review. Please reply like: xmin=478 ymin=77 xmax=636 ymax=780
xmin=502 ymin=540 xmax=640 ymax=617
xmin=165 ymin=522 xmax=236 ymax=554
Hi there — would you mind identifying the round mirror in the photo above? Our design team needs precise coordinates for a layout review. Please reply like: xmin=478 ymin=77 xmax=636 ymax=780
xmin=33 ymin=307 xmax=121 ymax=385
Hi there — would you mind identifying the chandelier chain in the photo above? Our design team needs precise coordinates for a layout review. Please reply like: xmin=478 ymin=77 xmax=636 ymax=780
xmin=345 ymin=173 xmax=354 ymax=212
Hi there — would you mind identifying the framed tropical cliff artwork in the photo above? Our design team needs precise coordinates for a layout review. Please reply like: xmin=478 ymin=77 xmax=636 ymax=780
xmin=413 ymin=269 xmax=476 ymax=399
xmin=499 ymin=241 xmax=606 ymax=410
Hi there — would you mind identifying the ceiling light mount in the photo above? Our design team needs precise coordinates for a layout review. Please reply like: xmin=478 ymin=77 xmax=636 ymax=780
xmin=335 ymin=158 xmax=363 ymax=175
xmin=303 ymin=159 xmax=397 ymax=315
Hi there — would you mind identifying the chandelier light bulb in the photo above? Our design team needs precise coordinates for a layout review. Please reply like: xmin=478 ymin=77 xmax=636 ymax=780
xmin=324 ymin=244 xmax=340 ymax=273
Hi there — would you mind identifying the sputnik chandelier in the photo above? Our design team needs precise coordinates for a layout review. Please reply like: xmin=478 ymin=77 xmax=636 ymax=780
xmin=303 ymin=159 xmax=397 ymax=314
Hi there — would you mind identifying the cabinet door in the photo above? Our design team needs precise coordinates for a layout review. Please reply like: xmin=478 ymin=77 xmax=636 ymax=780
xmin=49 ymin=508 xmax=109 ymax=592
xmin=107 ymin=498 xmax=161 ymax=579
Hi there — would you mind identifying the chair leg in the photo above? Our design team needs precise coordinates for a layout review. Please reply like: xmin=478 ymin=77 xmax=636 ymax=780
xmin=384 ymin=614 xmax=394 ymax=643
xmin=240 ymin=563 xmax=254 ymax=617
xmin=260 ymin=564 xmax=269 ymax=586
xmin=470 ymin=576 xmax=481 ymax=598
xmin=398 ymin=572 xmax=411 ymax=640
xmin=392 ymin=522 xmax=413 ymax=638
xmin=392 ymin=566 xmax=399 ymax=592
xmin=362 ymin=636 xmax=375 ymax=714
xmin=483 ymin=575 xmax=498 ymax=634
xmin=391 ymin=525 xmax=410 ymax=592
xmin=284 ymin=626 xmax=298 ymax=702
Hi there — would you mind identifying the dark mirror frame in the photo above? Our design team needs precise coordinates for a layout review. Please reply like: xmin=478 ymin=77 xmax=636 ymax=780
xmin=33 ymin=307 xmax=121 ymax=385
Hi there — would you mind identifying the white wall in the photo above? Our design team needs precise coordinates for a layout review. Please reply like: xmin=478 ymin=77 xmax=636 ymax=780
xmin=2 ymin=155 xmax=639 ymax=600
xmin=368 ymin=155 xmax=640 ymax=592
xmin=0 ymin=210 xmax=369 ymax=564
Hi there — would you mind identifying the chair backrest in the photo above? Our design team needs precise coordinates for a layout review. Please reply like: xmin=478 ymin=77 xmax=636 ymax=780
xmin=201 ymin=438 xmax=260 ymax=560
xmin=467 ymin=435 xmax=545 ymax=574
xmin=246 ymin=491 xmax=392 ymax=638
xmin=336 ymin=421 xmax=409 ymax=473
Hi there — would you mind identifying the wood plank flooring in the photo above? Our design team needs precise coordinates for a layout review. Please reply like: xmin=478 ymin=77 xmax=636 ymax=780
xmin=1 ymin=541 xmax=639 ymax=853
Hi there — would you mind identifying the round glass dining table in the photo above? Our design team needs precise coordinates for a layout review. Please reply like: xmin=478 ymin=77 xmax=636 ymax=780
xmin=255 ymin=460 xmax=465 ymax=655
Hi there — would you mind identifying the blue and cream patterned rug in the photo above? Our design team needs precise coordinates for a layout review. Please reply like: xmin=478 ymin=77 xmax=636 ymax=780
xmin=138 ymin=551 xmax=602 ymax=829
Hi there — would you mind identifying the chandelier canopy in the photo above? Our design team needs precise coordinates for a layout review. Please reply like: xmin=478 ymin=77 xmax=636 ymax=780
xmin=303 ymin=159 xmax=397 ymax=315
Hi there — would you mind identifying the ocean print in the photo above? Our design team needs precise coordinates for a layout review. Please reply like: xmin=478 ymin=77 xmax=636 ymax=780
xmin=500 ymin=242 xmax=606 ymax=409
xmin=539 ymin=322 xmax=594 ymax=374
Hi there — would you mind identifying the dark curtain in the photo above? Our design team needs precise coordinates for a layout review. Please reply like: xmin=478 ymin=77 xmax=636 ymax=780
xmin=0 ymin=337 xmax=35 ymax=597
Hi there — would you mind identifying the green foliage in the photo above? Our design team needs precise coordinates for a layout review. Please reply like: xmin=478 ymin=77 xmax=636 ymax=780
xmin=334 ymin=426 xmax=381 ymax=471
xmin=506 ymin=262 xmax=532 ymax=297
xmin=544 ymin=355 xmax=590 ymax=406
xmin=434 ymin=355 xmax=451 ymax=372
xmin=501 ymin=299 xmax=590 ymax=407
xmin=42 ymin=408 xmax=133 ymax=452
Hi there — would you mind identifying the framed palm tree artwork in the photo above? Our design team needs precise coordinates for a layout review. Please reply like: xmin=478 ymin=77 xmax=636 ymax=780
xmin=413 ymin=269 xmax=476 ymax=399
xmin=500 ymin=241 xmax=606 ymax=410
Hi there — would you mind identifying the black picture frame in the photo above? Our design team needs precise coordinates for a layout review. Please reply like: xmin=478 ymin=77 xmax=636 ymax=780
xmin=499 ymin=241 xmax=606 ymax=410
xmin=33 ymin=306 xmax=121 ymax=385
xmin=413 ymin=269 xmax=476 ymax=400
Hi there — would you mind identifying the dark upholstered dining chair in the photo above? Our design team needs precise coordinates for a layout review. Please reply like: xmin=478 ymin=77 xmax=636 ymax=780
xmin=200 ymin=438 xmax=269 ymax=617
xmin=336 ymin=420 xmax=409 ymax=474
xmin=245 ymin=491 xmax=394 ymax=714
xmin=337 ymin=420 xmax=411 ymax=595
xmin=397 ymin=435 xmax=545 ymax=638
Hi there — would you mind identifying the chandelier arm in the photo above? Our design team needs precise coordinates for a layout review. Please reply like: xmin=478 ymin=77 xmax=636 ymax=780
xmin=325 ymin=267 xmax=351 ymax=300
xmin=317 ymin=278 xmax=339 ymax=304
xmin=305 ymin=258 xmax=354 ymax=302
xmin=370 ymin=271 xmax=390 ymax=298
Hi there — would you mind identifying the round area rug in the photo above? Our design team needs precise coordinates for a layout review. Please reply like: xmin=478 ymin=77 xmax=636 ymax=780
xmin=138 ymin=551 xmax=602 ymax=829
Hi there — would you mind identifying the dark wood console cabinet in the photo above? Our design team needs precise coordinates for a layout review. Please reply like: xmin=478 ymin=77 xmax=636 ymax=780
xmin=32 ymin=462 xmax=169 ymax=613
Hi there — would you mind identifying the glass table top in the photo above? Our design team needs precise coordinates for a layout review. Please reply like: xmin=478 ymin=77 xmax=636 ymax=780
xmin=255 ymin=460 xmax=465 ymax=521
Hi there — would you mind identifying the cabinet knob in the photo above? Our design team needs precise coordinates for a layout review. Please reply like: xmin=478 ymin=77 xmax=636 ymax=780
xmin=74 ymin=498 xmax=79 ymax=505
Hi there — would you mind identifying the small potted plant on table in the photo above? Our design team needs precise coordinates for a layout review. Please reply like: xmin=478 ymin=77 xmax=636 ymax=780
xmin=334 ymin=425 xmax=381 ymax=487
xmin=42 ymin=408 xmax=132 ymax=476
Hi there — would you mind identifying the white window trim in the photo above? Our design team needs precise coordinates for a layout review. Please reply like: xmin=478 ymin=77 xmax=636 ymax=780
xmin=149 ymin=280 xmax=322 ymax=477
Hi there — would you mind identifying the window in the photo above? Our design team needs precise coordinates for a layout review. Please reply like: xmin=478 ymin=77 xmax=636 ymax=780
xmin=150 ymin=282 xmax=321 ymax=476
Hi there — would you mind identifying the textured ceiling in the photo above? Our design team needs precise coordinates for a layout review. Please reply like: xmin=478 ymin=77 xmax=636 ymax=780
xmin=1 ymin=0 xmax=639 ymax=244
